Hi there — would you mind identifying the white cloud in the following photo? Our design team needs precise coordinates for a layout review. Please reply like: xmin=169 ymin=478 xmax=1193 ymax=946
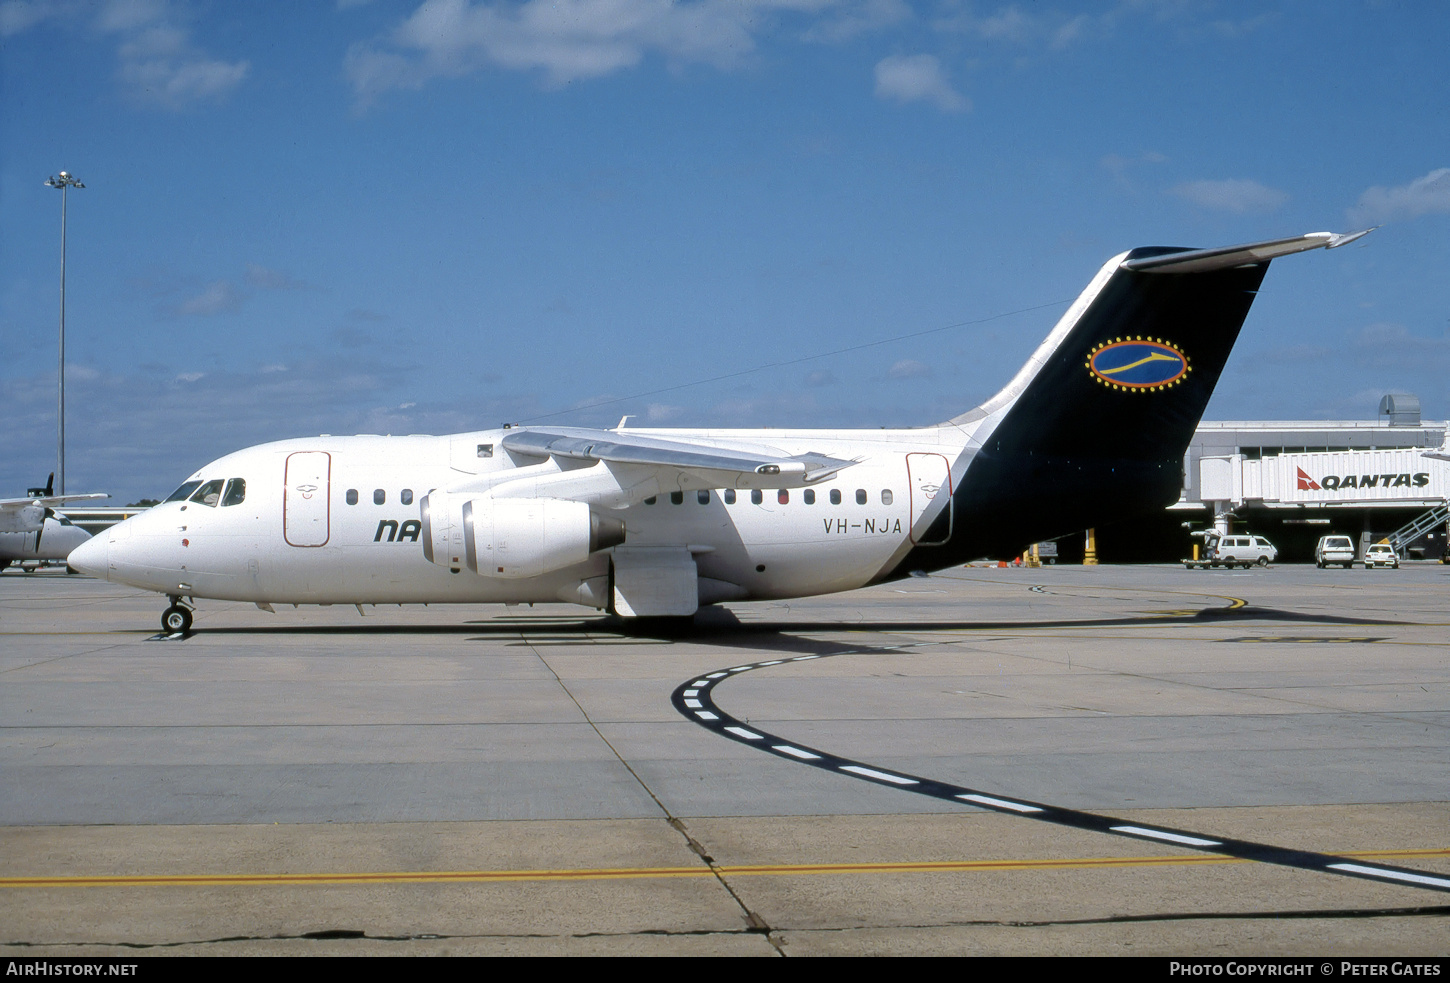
xmin=1101 ymin=150 xmax=1168 ymax=189
xmin=348 ymin=0 xmax=783 ymax=100
xmin=346 ymin=0 xmax=859 ymax=104
xmin=1049 ymin=13 xmax=1089 ymax=49
xmin=0 ymin=0 xmax=62 ymax=36
xmin=1350 ymin=322 xmax=1449 ymax=365
xmin=2 ymin=0 xmax=249 ymax=108
xmin=801 ymin=0 xmax=909 ymax=43
xmin=1348 ymin=168 xmax=1450 ymax=226
xmin=932 ymin=3 xmax=1101 ymax=49
xmin=933 ymin=4 xmax=1035 ymax=42
xmin=120 ymin=51 xmax=248 ymax=108
xmin=887 ymin=358 xmax=931 ymax=379
xmin=873 ymin=53 xmax=967 ymax=112
xmin=245 ymin=264 xmax=312 ymax=291
xmin=173 ymin=280 xmax=243 ymax=317
xmin=1170 ymin=178 xmax=1288 ymax=214
xmin=98 ymin=0 xmax=168 ymax=33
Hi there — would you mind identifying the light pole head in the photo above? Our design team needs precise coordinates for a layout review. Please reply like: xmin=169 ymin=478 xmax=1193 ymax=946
xmin=46 ymin=172 xmax=84 ymax=190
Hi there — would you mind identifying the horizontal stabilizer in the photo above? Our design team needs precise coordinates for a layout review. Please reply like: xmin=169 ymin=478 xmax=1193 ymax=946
xmin=1122 ymin=229 xmax=1373 ymax=274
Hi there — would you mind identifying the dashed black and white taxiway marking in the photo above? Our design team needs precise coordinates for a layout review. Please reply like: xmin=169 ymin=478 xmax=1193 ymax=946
xmin=671 ymin=653 xmax=1450 ymax=897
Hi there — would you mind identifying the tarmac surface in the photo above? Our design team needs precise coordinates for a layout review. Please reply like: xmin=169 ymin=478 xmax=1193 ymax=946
xmin=1 ymin=563 xmax=1447 ymax=956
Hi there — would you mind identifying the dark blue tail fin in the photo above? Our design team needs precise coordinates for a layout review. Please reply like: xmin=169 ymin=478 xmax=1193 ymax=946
xmin=920 ymin=231 xmax=1369 ymax=565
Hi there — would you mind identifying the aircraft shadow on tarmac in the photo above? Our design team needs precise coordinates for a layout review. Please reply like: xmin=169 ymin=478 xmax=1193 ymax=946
xmin=166 ymin=602 xmax=1409 ymax=655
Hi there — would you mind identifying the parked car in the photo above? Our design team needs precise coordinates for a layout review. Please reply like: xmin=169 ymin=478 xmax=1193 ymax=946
xmin=1315 ymin=535 xmax=1356 ymax=569
xmin=1363 ymin=543 xmax=1400 ymax=569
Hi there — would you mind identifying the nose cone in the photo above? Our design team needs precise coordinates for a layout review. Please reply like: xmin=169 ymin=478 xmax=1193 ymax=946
xmin=68 ymin=533 xmax=109 ymax=579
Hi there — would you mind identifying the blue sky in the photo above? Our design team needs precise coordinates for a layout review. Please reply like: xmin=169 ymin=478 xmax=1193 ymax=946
xmin=2 ymin=0 xmax=1447 ymax=504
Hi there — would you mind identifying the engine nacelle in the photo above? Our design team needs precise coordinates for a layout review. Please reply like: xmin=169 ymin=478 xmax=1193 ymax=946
xmin=421 ymin=493 xmax=624 ymax=579
xmin=0 ymin=503 xmax=45 ymax=534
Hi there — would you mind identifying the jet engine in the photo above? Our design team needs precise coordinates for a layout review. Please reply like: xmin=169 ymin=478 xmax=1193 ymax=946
xmin=421 ymin=493 xmax=624 ymax=578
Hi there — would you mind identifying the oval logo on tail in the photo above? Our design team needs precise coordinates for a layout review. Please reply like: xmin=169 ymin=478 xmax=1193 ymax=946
xmin=1086 ymin=338 xmax=1190 ymax=391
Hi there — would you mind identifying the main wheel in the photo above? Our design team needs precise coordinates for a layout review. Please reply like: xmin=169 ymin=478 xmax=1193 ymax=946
xmin=161 ymin=605 xmax=192 ymax=634
xmin=1257 ymin=556 xmax=1269 ymax=567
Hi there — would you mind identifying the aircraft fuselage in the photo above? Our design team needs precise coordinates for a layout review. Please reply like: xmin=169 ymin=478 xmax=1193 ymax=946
xmin=82 ymin=427 xmax=967 ymax=608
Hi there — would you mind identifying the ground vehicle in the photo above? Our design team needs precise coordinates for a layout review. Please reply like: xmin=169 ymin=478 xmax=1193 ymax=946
xmin=1184 ymin=533 xmax=1277 ymax=569
xmin=1315 ymin=535 xmax=1356 ymax=568
xmin=1363 ymin=543 xmax=1399 ymax=568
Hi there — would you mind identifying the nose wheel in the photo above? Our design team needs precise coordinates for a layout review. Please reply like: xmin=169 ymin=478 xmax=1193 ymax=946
xmin=161 ymin=601 xmax=193 ymax=634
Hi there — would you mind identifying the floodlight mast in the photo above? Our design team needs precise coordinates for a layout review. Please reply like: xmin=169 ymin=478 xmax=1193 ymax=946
xmin=45 ymin=170 xmax=84 ymax=495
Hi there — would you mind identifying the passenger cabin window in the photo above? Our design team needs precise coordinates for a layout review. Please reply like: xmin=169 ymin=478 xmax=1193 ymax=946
xmin=189 ymin=479 xmax=225 ymax=507
xmin=697 ymin=490 xmax=710 ymax=505
xmin=166 ymin=480 xmax=202 ymax=503
xmin=644 ymin=496 xmax=657 ymax=505
xmin=751 ymin=489 xmax=763 ymax=505
xmin=724 ymin=490 xmax=736 ymax=505
xmin=221 ymin=478 xmax=246 ymax=507
xmin=401 ymin=489 xmax=413 ymax=506
xmin=830 ymin=489 xmax=841 ymax=505
xmin=856 ymin=489 xmax=867 ymax=505
xmin=804 ymin=489 xmax=815 ymax=505
xmin=346 ymin=489 xmax=358 ymax=505
xmin=881 ymin=489 xmax=893 ymax=506
xmin=670 ymin=491 xmax=684 ymax=505
xmin=477 ymin=444 xmax=494 ymax=458
xmin=778 ymin=490 xmax=789 ymax=504
xmin=374 ymin=489 xmax=386 ymax=505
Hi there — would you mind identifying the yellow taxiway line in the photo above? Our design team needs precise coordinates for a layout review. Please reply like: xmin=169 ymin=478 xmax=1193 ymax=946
xmin=4 ymin=848 xmax=1446 ymax=890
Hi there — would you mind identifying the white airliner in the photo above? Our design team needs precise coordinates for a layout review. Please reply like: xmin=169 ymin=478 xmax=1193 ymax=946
xmin=69 ymin=231 xmax=1370 ymax=633
xmin=0 ymin=474 xmax=110 ymax=573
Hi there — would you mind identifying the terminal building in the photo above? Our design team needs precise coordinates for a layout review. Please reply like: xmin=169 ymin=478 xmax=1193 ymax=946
xmin=1059 ymin=395 xmax=1450 ymax=564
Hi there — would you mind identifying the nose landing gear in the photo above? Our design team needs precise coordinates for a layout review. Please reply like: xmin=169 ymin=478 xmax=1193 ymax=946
xmin=161 ymin=597 xmax=194 ymax=634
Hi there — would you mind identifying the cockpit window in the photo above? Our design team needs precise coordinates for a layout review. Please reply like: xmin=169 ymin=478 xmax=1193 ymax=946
xmin=189 ymin=478 xmax=226 ymax=507
xmin=165 ymin=480 xmax=202 ymax=503
xmin=221 ymin=478 xmax=246 ymax=507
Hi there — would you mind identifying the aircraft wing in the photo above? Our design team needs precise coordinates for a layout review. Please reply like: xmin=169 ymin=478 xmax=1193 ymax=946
xmin=500 ymin=427 xmax=855 ymax=486
xmin=0 ymin=493 xmax=108 ymax=512
xmin=0 ymin=493 xmax=107 ymax=534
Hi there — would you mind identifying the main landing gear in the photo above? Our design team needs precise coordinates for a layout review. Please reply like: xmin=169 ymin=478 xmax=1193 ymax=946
xmin=161 ymin=597 xmax=194 ymax=634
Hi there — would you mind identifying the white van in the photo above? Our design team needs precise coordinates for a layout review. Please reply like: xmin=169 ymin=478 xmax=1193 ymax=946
xmin=1185 ymin=533 xmax=1277 ymax=569
xmin=1213 ymin=535 xmax=1277 ymax=568
xmin=1315 ymin=535 xmax=1356 ymax=568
